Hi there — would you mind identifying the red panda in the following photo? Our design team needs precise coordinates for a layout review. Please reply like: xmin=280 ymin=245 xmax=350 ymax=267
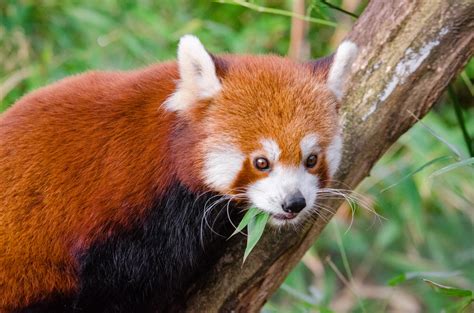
xmin=0 ymin=35 xmax=357 ymax=312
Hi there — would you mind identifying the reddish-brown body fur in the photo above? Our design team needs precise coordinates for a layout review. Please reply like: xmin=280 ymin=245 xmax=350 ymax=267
xmin=0 ymin=64 xmax=182 ymax=309
xmin=0 ymin=54 xmax=334 ymax=311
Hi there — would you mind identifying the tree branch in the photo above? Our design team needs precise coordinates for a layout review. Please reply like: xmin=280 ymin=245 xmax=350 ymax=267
xmin=184 ymin=0 xmax=474 ymax=311
xmin=288 ymin=0 xmax=310 ymax=60
xmin=321 ymin=0 xmax=359 ymax=19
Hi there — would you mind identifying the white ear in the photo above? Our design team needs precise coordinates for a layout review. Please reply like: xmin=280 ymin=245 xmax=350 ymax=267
xmin=164 ymin=35 xmax=222 ymax=112
xmin=327 ymin=41 xmax=358 ymax=101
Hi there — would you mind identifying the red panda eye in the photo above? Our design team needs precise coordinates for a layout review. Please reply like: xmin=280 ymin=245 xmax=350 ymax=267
xmin=305 ymin=154 xmax=318 ymax=168
xmin=254 ymin=157 xmax=270 ymax=171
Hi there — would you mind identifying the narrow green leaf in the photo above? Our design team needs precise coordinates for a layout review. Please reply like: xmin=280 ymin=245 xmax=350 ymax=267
xmin=423 ymin=279 xmax=473 ymax=298
xmin=411 ymin=111 xmax=464 ymax=158
xmin=388 ymin=274 xmax=406 ymax=286
xmin=460 ymin=70 xmax=474 ymax=96
xmin=215 ymin=0 xmax=338 ymax=27
xmin=388 ymin=271 xmax=461 ymax=286
xmin=280 ymin=284 xmax=317 ymax=305
xmin=449 ymin=85 xmax=474 ymax=157
xmin=229 ymin=207 xmax=261 ymax=238
xmin=243 ymin=212 xmax=269 ymax=263
xmin=380 ymin=155 xmax=452 ymax=193
xmin=429 ymin=157 xmax=474 ymax=178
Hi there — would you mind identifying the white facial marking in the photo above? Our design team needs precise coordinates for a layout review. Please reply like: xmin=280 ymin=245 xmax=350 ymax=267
xmin=246 ymin=165 xmax=319 ymax=224
xmin=300 ymin=133 xmax=320 ymax=158
xmin=326 ymin=133 xmax=343 ymax=177
xmin=327 ymin=40 xmax=358 ymax=101
xmin=203 ymin=143 xmax=245 ymax=192
xmin=164 ymin=35 xmax=222 ymax=112
xmin=260 ymin=138 xmax=281 ymax=161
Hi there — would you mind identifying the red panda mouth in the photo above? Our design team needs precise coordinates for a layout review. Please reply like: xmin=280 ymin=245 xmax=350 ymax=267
xmin=271 ymin=212 xmax=298 ymax=221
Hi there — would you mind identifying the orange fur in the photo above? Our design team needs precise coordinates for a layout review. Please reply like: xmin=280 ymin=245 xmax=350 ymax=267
xmin=0 ymin=54 xmax=334 ymax=310
xmin=0 ymin=63 xmax=183 ymax=309
xmin=197 ymin=55 xmax=337 ymax=192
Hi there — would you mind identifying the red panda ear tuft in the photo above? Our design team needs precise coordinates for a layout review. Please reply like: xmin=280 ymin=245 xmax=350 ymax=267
xmin=326 ymin=41 xmax=358 ymax=101
xmin=164 ymin=35 xmax=222 ymax=112
xmin=210 ymin=54 xmax=229 ymax=79
xmin=307 ymin=54 xmax=334 ymax=81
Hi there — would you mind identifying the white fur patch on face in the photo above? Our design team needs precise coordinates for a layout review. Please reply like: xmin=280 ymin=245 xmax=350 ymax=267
xmin=246 ymin=165 xmax=319 ymax=224
xmin=327 ymin=40 xmax=358 ymax=101
xmin=326 ymin=133 xmax=343 ymax=177
xmin=260 ymin=138 xmax=281 ymax=161
xmin=203 ymin=143 xmax=245 ymax=192
xmin=164 ymin=35 xmax=222 ymax=112
xmin=300 ymin=133 xmax=320 ymax=158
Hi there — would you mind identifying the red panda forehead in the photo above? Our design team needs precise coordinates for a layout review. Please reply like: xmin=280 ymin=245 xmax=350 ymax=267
xmin=221 ymin=55 xmax=322 ymax=97
xmin=204 ymin=56 xmax=339 ymax=165
xmin=216 ymin=55 xmax=337 ymax=118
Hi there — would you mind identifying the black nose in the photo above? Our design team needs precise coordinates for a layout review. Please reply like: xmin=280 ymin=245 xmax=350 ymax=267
xmin=282 ymin=191 xmax=306 ymax=213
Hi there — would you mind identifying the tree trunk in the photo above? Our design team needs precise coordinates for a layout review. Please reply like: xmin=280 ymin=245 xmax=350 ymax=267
xmin=184 ymin=0 xmax=474 ymax=311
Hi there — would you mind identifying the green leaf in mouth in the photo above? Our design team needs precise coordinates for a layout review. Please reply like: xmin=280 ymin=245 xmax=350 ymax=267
xmin=229 ymin=207 xmax=270 ymax=263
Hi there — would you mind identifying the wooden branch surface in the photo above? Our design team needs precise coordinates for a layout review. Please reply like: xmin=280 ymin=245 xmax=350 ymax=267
xmin=184 ymin=0 xmax=474 ymax=311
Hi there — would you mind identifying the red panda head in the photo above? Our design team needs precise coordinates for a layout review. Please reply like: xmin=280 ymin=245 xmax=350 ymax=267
xmin=165 ymin=35 xmax=357 ymax=225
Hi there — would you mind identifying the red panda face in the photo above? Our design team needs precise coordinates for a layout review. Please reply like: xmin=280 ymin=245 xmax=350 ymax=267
xmin=166 ymin=36 xmax=356 ymax=225
xmin=198 ymin=58 xmax=342 ymax=224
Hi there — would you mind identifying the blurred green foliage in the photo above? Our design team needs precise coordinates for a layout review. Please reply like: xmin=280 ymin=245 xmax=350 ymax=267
xmin=1 ymin=1 xmax=472 ymax=312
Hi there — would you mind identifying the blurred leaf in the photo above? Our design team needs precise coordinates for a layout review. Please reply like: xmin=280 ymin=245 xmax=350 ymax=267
xmin=460 ymin=70 xmax=474 ymax=96
xmin=414 ymin=112 xmax=464 ymax=158
xmin=449 ymin=85 xmax=473 ymax=157
xmin=215 ymin=0 xmax=338 ymax=27
xmin=67 ymin=7 xmax=114 ymax=29
xmin=374 ymin=221 xmax=399 ymax=250
xmin=399 ymin=177 xmax=424 ymax=243
xmin=173 ymin=19 xmax=204 ymax=38
xmin=280 ymin=284 xmax=317 ymax=306
xmin=388 ymin=273 xmax=407 ymax=286
xmin=429 ymin=157 xmax=474 ymax=178
xmin=388 ymin=271 xmax=462 ymax=286
xmin=283 ymin=261 xmax=313 ymax=302
xmin=380 ymin=155 xmax=452 ymax=193
xmin=423 ymin=279 xmax=473 ymax=298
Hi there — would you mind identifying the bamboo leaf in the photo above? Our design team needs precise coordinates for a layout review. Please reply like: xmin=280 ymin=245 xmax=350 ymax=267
xmin=409 ymin=111 xmax=464 ymax=158
xmin=388 ymin=271 xmax=462 ymax=286
xmin=215 ymin=0 xmax=337 ymax=27
xmin=449 ymin=85 xmax=473 ymax=157
xmin=460 ymin=70 xmax=474 ymax=96
xmin=429 ymin=157 xmax=474 ymax=178
xmin=381 ymin=155 xmax=452 ymax=193
xmin=229 ymin=207 xmax=261 ymax=238
xmin=424 ymin=279 xmax=473 ymax=298
xmin=243 ymin=211 xmax=269 ymax=263
xmin=388 ymin=274 xmax=407 ymax=286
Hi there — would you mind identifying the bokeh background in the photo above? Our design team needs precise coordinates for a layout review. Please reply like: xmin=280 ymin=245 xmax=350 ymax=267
xmin=1 ymin=1 xmax=473 ymax=312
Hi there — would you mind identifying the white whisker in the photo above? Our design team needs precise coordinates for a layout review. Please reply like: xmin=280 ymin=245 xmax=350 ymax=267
xmin=314 ymin=187 xmax=387 ymax=234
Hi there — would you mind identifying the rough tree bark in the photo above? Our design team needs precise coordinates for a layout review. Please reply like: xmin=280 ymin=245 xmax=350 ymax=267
xmin=184 ymin=0 xmax=474 ymax=311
